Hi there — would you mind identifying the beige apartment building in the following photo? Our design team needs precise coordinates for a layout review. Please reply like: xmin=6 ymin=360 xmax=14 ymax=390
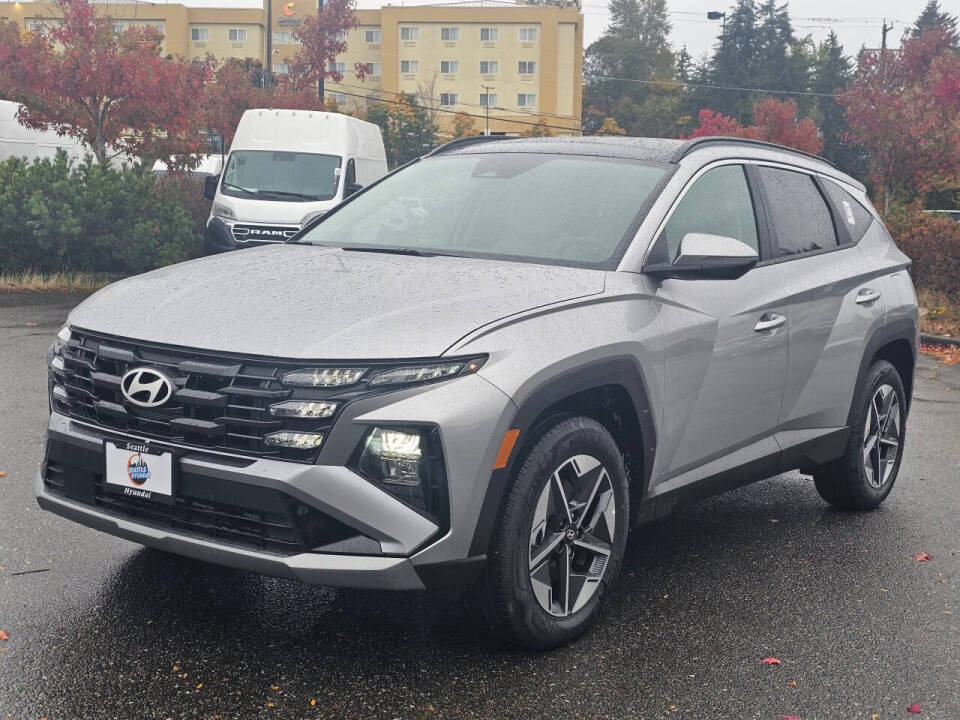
xmin=0 ymin=0 xmax=583 ymax=135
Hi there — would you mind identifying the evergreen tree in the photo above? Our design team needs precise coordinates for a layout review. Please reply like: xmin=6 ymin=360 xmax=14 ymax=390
xmin=912 ymin=1 xmax=959 ymax=48
xmin=708 ymin=0 xmax=760 ymax=122
xmin=811 ymin=31 xmax=862 ymax=173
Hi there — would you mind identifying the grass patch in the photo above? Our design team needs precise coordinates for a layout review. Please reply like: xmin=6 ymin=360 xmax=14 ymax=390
xmin=0 ymin=270 xmax=117 ymax=293
xmin=917 ymin=287 xmax=960 ymax=338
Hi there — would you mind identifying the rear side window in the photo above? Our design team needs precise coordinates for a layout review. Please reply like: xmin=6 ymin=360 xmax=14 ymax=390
xmin=758 ymin=166 xmax=837 ymax=257
xmin=660 ymin=165 xmax=759 ymax=262
xmin=821 ymin=179 xmax=874 ymax=243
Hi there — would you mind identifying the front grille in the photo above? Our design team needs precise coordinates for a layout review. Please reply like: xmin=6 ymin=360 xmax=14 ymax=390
xmin=42 ymin=440 xmax=378 ymax=556
xmin=231 ymin=223 xmax=299 ymax=244
xmin=51 ymin=330 xmax=345 ymax=462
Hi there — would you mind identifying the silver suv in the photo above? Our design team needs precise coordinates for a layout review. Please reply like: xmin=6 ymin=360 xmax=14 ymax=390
xmin=39 ymin=137 xmax=919 ymax=650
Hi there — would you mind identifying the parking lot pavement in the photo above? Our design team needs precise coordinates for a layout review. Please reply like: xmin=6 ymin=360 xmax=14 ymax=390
xmin=1 ymin=292 xmax=958 ymax=720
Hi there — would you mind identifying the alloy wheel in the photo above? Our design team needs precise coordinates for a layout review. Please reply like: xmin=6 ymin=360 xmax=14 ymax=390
xmin=528 ymin=454 xmax=616 ymax=617
xmin=863 ymin=383 xmax=901 ymax=488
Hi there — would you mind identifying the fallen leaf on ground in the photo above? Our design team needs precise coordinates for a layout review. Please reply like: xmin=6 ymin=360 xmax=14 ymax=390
xmin=0 ymin=471 xmax=6 ymax=478
xmin=196 ymin=683 xmax=203 ymax=690
xmin=914 ymin=553 xmax=934 ymax=562
xmin=907 ymin=703 xmax=922 ymax=714
xmin=787 ymin=680 xmax=798 ymax=687
xmin=782 ymin=715 xmax=801 ymax=720
xmin=270 ymin=685 xmax=279 ymax=691
xmin=310 ymin=699 xmax=317 ymax=707
xmin=920 ymin=343 xmax=960 ymax=365
xmin=0 ymin=630 xmax=8 ymax=642
xmin=25 ymin=322 xmax=37 ymax=328
xmin=761 ymin=657 xmax=782 ymax=666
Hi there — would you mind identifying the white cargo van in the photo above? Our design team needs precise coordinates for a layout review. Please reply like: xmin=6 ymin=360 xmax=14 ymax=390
xmin=0 ymin=99 xmax=90 ymax=164
xmin=203 ymin=109 xmax=387 ymax=253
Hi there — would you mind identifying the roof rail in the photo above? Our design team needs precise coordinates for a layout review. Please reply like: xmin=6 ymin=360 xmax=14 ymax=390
xmin=425 ymin=135 xmax=514 ymax=157
xmin=674 ymin=137 xmax=837 ymax=169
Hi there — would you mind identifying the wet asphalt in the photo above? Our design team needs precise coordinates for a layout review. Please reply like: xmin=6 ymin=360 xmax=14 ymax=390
xmin=0 ymin=292 xmax=958 ymax=720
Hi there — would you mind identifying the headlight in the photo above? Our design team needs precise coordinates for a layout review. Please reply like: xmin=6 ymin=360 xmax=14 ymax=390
xmin=353 ymin=426 xmax=447 ymax=520
xmin=264 ymin=431 xmax=325 ymax=450
xmin=281 ymin=368 xmax=366 ymax=388
xmin=301 ymin=210 xmax=326 ymax=226
xmin=53 ymin=325 xmax=71 ymax=355
xmin=268 ymin=400 xmax=338 ymax=419
xmin=212 ymin=202 xmax=235 ymax=220
xmin=368 ymin=359 xmax=484 ymax=387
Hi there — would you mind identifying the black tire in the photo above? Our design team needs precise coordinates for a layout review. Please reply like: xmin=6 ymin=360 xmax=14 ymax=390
xmin=814 ymin=359 xmax=907 ymax=511
xmin=470 ymin=416 xmax=630 ymax=650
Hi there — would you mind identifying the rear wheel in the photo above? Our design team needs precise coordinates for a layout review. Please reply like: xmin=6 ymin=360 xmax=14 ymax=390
xmin=472 ymin=416 xmax=629 ymax=650
xmin=814 ymin=360 xmax=906 ymax=510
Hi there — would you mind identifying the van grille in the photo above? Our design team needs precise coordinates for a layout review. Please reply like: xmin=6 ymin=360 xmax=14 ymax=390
xmin=51 ymin=330 xmax=336 ymax=462
xmin=231 ymin=223 xmax=299 ymax=244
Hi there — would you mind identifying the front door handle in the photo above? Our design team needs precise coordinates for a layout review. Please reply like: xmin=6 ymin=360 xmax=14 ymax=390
xmin=856 ymin=288 xmax=882 ymax=305
xmin=754 ymin=312 xmax=786 ymax=332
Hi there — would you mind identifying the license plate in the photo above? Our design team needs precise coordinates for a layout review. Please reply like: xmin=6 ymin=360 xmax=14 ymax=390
xmin=104 ymin=440 xmax=175 ymax=505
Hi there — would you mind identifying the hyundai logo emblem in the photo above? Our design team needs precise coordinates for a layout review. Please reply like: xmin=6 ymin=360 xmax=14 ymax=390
xmin=120 ymin=368 xmax=174 ymax=408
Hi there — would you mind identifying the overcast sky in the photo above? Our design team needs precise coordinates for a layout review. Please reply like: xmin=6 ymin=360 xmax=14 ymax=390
xmin=175 ymin=0 xmax=932 ymax=56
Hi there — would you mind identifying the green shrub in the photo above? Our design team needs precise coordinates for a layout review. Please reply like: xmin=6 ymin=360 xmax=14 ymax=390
xmin=0 ymin=151 xmax=202 ymax=274
xmin=886 ymin=201 xmax=960 ymax=300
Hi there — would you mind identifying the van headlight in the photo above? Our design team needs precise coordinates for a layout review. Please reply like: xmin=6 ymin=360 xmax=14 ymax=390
xmin=352 ymin=426 xmax=447 ymax=520
xmin=212 ymin=202 xmax=236 ymax=220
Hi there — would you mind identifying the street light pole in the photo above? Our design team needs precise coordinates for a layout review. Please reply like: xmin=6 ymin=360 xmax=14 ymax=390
xmin=265 ymin=0 xmax=273 ymax=85
xmin=482 ymin=84 xmax=494 ymax=136
xmin=318 ymin=0 xmax=324 ymax=101
xmin=707 ymin=10 xmax=726 ymax=43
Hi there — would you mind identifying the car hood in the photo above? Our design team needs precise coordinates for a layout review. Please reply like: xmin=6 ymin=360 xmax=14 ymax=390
xmin=69 ymin=245 xmax=606 ymax=359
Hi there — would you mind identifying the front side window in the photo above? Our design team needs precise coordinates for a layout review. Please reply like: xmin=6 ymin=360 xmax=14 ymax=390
xmin=364 ymin=29 xmax=381 ymax=43
xmin=221 ymin=151 xmax=342 ymax=202
xmin=518 ymin=60 xmax=536 ymax=74
xmin=758 ymin=166 xmax=837 ymax=257
xmin=659 ymin=165 xmax=759 ymax=263
xmin=300 ymin=153 xmax=667 ymax=268
xmin=440 ymin=60 xmax=459 ymax=74
xmin=441 ymin=27 xmax=459 ymax=41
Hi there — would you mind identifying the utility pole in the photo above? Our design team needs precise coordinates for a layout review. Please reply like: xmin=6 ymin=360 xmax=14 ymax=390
xmin=317 ymin=0 xmax=324 ymax=101
xmin=265 ymin=0 xmax=273 ymax=85
xmin=881 ymin=19 xmax=892 ymax=50
xmin=482 ymin=84 xmax=494 ymax=135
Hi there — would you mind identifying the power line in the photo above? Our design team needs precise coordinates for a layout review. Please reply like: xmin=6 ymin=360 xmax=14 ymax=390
xmin=591 ymin=75 xmax=850 ymax=99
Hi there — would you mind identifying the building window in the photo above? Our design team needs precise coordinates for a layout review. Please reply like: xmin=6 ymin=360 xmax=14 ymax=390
xmin=517 ymin=93 xmax=536 ymax=107
xmin=480 ymin=27 xmax=498 ymax=42
xmin=149 ymin=23 xmax=164 ymax=34
xmin=518 ymin=60 xmax=536 ymax=74
xmin=439 ymin=93 xmax=459 ymax=106
xmin=365 ymin=29 xmax=381 ymax=43
xmin=111 ymin=22 xmax=125 ymax=34
xmin=191 ymin=27 xmax=209 ymax=42
xmin=400 ymin=26 xmax=419 ymax=41
xmin=400 ymin=59 xmax=419 ymax=74
xmin=480 ymin=60 xmax=498 ymax=74
xmin=328 ymin=61 xmax=346 ymax=75
xmin=273 ymin=31 xmax=295 ymax=44
xmin=440 ymin=60 xmax=459 ymax=74
xmin=480 ymin=93 xmax=498 ymax=108
xmin=518 ymin=27 xmax=538 ymax=42
xmin=364 ymin=62 xmax=382 ymax=76
xmin=273 ymin=63 xmax=288 ymax=74
xmin=440 ymin=27 xmax=459 ymax=42
xmin=330 ymin=92 xmax=348 ymax=106
xmin=228 ymin=28 xmax=247 ymax=42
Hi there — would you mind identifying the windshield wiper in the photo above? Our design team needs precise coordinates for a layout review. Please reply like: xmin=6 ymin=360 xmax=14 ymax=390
xmin=222 ymin=183 xmax=260 ymax=197
xmin=342 ymin=245 xmax=438 ymax=257
xmin=259 ymin=190 xmax=324 ymax=201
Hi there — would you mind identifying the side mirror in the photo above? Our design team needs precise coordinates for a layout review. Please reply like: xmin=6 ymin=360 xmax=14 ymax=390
xmin=644 ymin=233 xmax=759 ymax=279
xmin=203 ymin=174 xmax=219 ymax=200
xmin=343 ymin=182 xmax=363 ymax=199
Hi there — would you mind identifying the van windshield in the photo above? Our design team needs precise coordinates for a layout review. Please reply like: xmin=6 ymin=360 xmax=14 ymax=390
xmin=221 ymin=151 xmax=342 ymax=202
xmin=298 ymin=153 xmax=668 ymax=268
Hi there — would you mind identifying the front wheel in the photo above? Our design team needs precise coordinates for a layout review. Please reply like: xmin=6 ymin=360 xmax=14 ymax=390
xmin=472 ymin=416 xmax=630 ymax=650
xmin=814 ymin=359 xmax=907 ymax=510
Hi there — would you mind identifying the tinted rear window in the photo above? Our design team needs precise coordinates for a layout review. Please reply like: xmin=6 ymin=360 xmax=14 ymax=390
xmin=821 ymin=179 xmax=874 ymax=243
xmin=758 ymin=166 xmax=837 ymax=257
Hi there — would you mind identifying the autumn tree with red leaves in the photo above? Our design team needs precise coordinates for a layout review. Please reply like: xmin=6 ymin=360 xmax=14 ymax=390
xmin=0 ymin=0 xmax=210 ymax=169
xmin=687 ymin=98 xmax=823 ymax=155
xmin=841 ymin=27 xmax=960 ymax=209
xmin=286 ymin=0 xmax=365 ymax=91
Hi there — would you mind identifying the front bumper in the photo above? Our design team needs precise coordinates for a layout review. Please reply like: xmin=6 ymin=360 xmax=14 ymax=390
xmin=37 ymin=371 xmax=516 ymax=590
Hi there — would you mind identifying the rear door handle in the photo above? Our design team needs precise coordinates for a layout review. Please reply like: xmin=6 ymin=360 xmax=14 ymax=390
xmin=754 ymin=312 xmax=786 ymax=332
xmin=856 ymin=288 xmax=881 ymax=305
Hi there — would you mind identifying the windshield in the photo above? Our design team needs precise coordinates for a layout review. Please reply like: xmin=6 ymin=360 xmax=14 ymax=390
xmin=298 ymin=153 xmax=668 ymax=267
xmin=221 ymin=150 xmax=342 ymax=202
